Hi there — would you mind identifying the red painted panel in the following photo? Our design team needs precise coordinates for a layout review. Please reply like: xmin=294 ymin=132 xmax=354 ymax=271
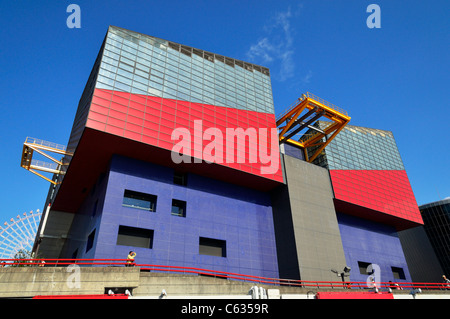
xmin=33 ymin=294 xmax=129 ymax=299
xmin=85 ymin=119 xmax=106 ymax=131
xmin=316 ymin=292 xmax=393 ymax=299
xmin=91 ymin=95 xmax=111 ymax=108
xmin=142 ymin=134 xmax=158 ymax=145
xmin=110 ymin=102 xmax=128 ymax=114
xmin=90 ymin=103 xmax=109 ymax=115
xmin=124 ymin=130 xmax=142 ymax=141
xmin=88 ymin=111 xmax=108 ymax=123
xmin=92 ymin=89 xmax=113 ymax=101
xmin=107 ymin=117 xmax=126 ymax=128
xmin=111 ymin=93 xmax=130 ymax=107
xmin=105 ymin=125 xmax=124 ymax=136
xmin=330 ymin=170 xmax=423 ymax=225
xmin=129 ymin=93 xmax=147 ymax=105
xmin=88 ymin=89 xmax=283 ymax=183
xmin=128 ymin=108 xmax=145 ymax=119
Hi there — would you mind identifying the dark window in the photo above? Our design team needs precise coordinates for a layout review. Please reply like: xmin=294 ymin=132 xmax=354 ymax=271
xmin=117 ymin=225 xmax=154 ymax=249
xmin=174 ymin=171 xmax=188 ymax=186
xmin=171 ymin=199 xmax=186 ymax=217
xmin=391 ymin=266 xmax=406 ymax=280
xmin=86 ymin=229 xmax=96 ymax=252
xmin=358 ymin=261 xmax=373 ymax=275
xmin=122 ymin=190 xmax=157 ymax=212
xmin=199 ymin=237 xmax=226 ymax=257
xmin=92 ymin=199 xmax=98 ymax=217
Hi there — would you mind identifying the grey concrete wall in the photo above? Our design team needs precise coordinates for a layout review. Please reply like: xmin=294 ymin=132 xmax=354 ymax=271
xmin=274 ymin=155 xmax=347 ymax=282
xmin=1 ymin=267 xmax=449 ymax=298
xmin=0 ymin=266 xmax=139 ymax=298
xmin=0 ymin=266 xmax=313 ymax=298
xmin=134 ymin=272 xmax=313 ymax=297
xmin=34 ymin=209 xmax=75 ymax=259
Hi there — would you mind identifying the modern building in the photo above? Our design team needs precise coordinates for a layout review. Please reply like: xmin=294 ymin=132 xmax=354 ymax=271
xmin=399 ymin=198 xmax=449 ymax=283
xmin=33 ymin=25 xmax=283 ymax=280
xmin=31 ymin=26 xmax=424 ymax=285
xmin=418 ymin=198 xmax=450 ymax=277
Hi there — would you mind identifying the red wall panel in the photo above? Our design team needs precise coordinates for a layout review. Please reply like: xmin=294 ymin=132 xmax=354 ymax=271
xmin=330 ymin=169 xmax=423 ymax=225
xmin=316 ymin=292 xmax=393 ymax=299
xmin=87 ymin=88 xmax=283 ymax=183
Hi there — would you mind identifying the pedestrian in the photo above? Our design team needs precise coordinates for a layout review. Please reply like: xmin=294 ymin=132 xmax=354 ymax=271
xmin=443 ymin=275 xmax=450 ymax=289
xmin=126 ymin=251 xmax=136 ymax=267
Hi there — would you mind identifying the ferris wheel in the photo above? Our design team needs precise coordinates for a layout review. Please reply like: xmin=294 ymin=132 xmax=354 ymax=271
xmin=0 ymin=210 xmax=42 ymax=259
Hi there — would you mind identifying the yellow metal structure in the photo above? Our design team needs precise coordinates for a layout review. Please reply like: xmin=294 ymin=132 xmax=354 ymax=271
xmin=277 ymin=92 xmax=350 ymax=162
xmin=20 ymin=137 xmax=72 ymax=185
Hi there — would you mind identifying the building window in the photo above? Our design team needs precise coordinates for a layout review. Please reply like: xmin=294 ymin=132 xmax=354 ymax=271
xmin=116 ymin=225 xmax=154 ymax=249
xmin=122 ymin=189 xmax=157 ymax=212
xmin=92 ymin=199 xmax=98 ymax=217
xmin=86 ymin=229 xmax=96 ymax=252
xmin=358 ymin=261 xmax=373 ymax=275
xmin=173 ymin=171 xmax=187 ymax=186
xmin=391 ymin=266 xmax=406 ymax=280
xmin=199 ymin=237 xmax=226 ymax=257
xmin=171 ymin=199 xmax=186 ymax=217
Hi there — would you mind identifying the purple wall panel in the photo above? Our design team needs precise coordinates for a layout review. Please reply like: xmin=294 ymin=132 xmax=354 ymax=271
xmin=337 ymin=213 xmax=412 ymax=284
xmin=84 ymin=155 xmax=278 ymax=278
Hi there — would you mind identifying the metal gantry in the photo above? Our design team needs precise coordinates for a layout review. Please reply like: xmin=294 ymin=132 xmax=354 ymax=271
xmin=277 ymin=92 xmax=351 ymax=162
xmin=20 ymin=137 xmax=72 ymax=185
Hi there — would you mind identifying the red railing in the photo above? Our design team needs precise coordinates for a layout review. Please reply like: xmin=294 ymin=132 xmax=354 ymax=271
xmin=1 ymin=258 xmax=448 ymax=291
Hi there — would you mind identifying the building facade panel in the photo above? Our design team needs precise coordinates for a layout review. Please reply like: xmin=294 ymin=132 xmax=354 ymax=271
xmin=419 ymin=199 xmax=450 ymax=276
xmin=34 ymin=25 xmax=425 ymax=288
xmin=398 ymin=225 xmax=445 ymax=283
xmin=97 ymin=26 xmax=274 ymax=114
xmin=337 ymin=213 xmax=412 ymax=284
xmin=312 ymin=123 xmax=422 ymax=227
xmin=304 ymin=122 xmax=422 ymax=284
xmin=85 ymin=26 xmax=283 ymax=183
xmin=272 ymin=155 xmax=348 ymax=282
xmin=78 ymin=155 xmax=280 ymax=278
xmin=330 ymin=169 xmax=422 ymax=224
xmin=314 ymin=124 xmax=404 ymax=171
xmin=87 ymin=88 xmax=282 ymax=182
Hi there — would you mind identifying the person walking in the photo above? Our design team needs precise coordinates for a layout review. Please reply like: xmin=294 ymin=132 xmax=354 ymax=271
xmin=126 ymin=251 xmax=136 ymax=267
xmin=443 ymin=275 xmax=450 ymax=289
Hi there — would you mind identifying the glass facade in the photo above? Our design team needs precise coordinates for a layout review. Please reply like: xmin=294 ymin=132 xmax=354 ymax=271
xmin=96 ymin=26 xmax=274 ymax=114
xmin=420 ymin=199 xmax=450 ymax=276
xmin=311 ymin=122 xmax=404 ymax=171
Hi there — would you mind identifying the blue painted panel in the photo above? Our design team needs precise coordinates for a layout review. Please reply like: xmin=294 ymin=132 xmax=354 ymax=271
xmin=337 ymin=213 xmax=412 ymax=285
xmin=88 ymin=155 xmax=279 ymax=278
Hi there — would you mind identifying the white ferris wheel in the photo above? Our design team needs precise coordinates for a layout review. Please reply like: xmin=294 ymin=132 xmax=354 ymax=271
xmin=0 ymin=210 xmax=42 ymax=259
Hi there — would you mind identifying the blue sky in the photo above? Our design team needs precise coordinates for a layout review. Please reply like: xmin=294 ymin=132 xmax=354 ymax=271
xmin=0 ymin=0 xmax=449 ymax=225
